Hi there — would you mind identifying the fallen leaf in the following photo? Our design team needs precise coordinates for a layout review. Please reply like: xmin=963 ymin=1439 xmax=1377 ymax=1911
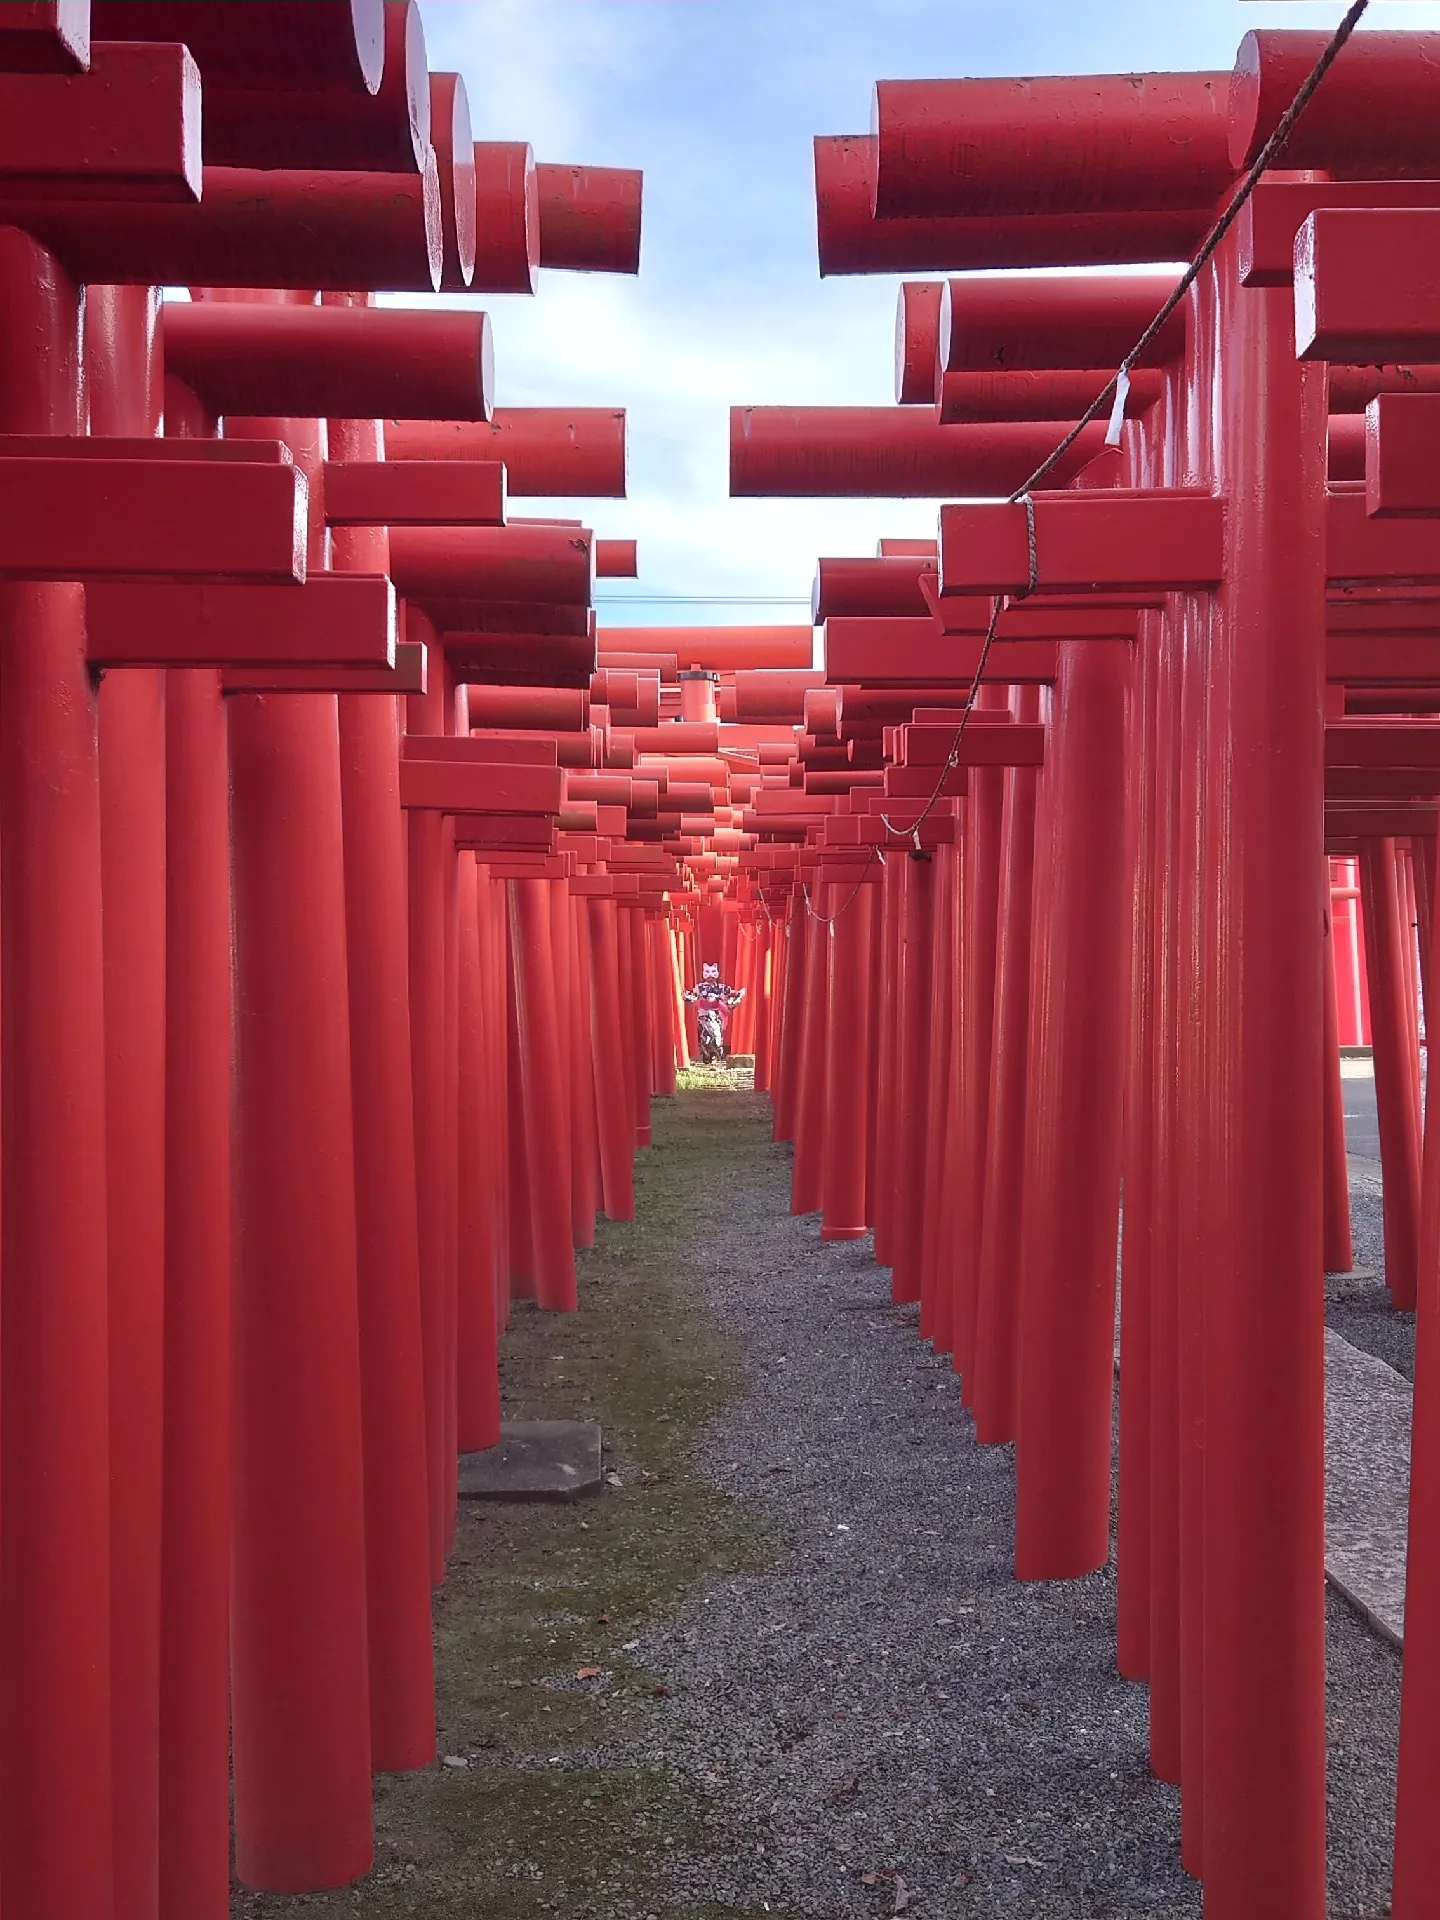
xmin=861 ymin=1873 xmax=878 ymax=1888
xmin=651 ymin=1684 xmax=671 ymax=1699
xmin=892 ymin=1873 xmax=911 ymax=1913
xmin=576 ymin=1668 xmax=605 ymax=1682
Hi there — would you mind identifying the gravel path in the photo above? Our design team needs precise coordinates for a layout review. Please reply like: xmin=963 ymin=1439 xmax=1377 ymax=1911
xmin=618 ymin=1084 xmax=1401 ymax=1919
xmin=229 ymin=1077 xmax=1405 ymax=1917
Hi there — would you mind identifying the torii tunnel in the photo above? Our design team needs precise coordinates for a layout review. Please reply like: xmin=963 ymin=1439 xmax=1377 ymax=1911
xmin=0 ymin=4 xmax=1437 ymax=1918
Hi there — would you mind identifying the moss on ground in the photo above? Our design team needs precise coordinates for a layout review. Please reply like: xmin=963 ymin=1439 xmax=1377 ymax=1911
xmin=232 ymin=1077 xmax=777 ymax=1919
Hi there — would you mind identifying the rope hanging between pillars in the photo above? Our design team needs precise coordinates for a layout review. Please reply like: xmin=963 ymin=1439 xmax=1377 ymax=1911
xmin=801 ymin=0 xmax=1373 ymax=929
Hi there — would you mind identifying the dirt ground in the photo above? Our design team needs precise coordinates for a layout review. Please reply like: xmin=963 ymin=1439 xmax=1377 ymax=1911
xmin=232 ymin=1068 xmax=777 ymax=1920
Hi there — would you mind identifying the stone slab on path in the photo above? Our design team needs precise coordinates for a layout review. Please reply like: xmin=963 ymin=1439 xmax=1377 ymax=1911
xmin=457 ymin=1419 xmax=603 ymax=1502
xmin=1326 ymin=1329 xmax=1411 ymax=1647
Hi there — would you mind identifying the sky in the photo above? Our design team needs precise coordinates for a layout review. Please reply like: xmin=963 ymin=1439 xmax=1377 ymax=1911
xmin=411 ymin=0 xmax=1440 ymax=634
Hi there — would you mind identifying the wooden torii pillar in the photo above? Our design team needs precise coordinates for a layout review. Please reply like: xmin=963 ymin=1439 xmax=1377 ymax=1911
xmin=1292 ymin=189 xmax=1440 ymax=1920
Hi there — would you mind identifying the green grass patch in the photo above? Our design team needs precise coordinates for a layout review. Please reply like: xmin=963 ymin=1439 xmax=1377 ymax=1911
xmin=234 ymin=1086 xmax=778 ymax=1920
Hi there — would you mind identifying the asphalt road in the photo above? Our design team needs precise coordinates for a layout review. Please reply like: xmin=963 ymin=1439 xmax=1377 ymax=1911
xmin=1343 ymin=1059 xmax=1381 ymax=1162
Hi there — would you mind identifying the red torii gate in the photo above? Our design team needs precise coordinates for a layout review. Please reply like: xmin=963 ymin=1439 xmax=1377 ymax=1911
xmin=0 ymin=5 xmax=647 ymax=1915
xmin=736 ymin=23 xmax=1440 ymax=1920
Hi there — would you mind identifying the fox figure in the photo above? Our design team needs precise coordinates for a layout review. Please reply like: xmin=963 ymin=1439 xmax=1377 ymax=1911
xmin=684 ymin=961 xmax=745 ymax=1064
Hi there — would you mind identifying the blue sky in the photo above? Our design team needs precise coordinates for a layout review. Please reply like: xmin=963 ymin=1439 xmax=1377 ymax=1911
xmin=414 ymin=0 xmax=1440 ymax=631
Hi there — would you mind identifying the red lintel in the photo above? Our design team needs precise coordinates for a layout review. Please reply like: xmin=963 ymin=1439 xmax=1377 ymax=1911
xmin=1325 ymin=806 xmax=1439 ymax=839
xmin=825 ymin=619 xmax=1064 ymax=685
xmin=1327 ymin=766 xmax=1440 ymax=800
xmin=86 ymin=572 xmax=394 ymax=668
xmin=901 ymin=721 xmax=1045 ymax=767
xmin=535 ymin=163 xmax=642 ymax=274
xmin=1329 ymin=490 xmax=1440 ymax=587
xmin=1325 ymin=722 xmax=1440 ymax=770
xmin=7 ymin=157 xmax=442 ymax=291
xmin=0 ymin=40 xmax=199 ymax=201
xmin=0 ymin=451 xmax=305 ymax=582
xmin=164 ymin=303 xmax=494 ymax=423
xmin=940 ymin=492 xmax=1223 ymax=596
xmin=0 ymin=3 xmax=90 ymax=74
xmin=453 ymin=815 xmax=558 ymax=853
xmin=1297 ymin=209 xmax=1440 ymax=364
xmin=324 ymin=459 xmax=505 ymax=527
xmin=1364 ymin=394 xmax=1440 ymax=521
xmin=408 ymin=735 xmax=558 ymax=767
xmin=1239 ymin=180 xmax=1440 ymax=289
xmin=222 ymin=641 xmax=425 ymax=697
xmin=468 ymin=852 xmax=568 ymax=877
xmin=398 ymin=755 xmax=563 ymax=815
xmin=884 ymin=764 xmax=971 ymax=798
xmin=89 ymin=2 xmax=385 ymax=94
xmin=1327 ymin=633 xmax=1440 ymax=683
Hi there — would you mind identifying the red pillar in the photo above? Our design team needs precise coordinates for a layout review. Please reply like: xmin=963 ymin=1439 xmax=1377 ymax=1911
xmin=775 ymin=911 xmax=807 ymax=1143
xmin=953 ymin=690 xmax=1007 ymax=1397
xmin=972 ymin=688 xmax=1042 ymax=1446
xmin=822 ymin=875 xmax=876 ymax=1240
xmin=406 ymin=608 xmax=456 ymax=1579
xmin=506 ymin=915 xmax=538 ymax=1295
xmin=568 ymin=892 xmax=601 ymax=1250
xmin=159 ymin=664 xmax=232 ymax=1920
xmin=1400 ymin=845 xmax=1423 ymax=1090
xmin=330 ymin=414 xmax=434 ymax=1769
xmin=511 ymin=877 xmax=578 ymax=1312
xmin=754 ymin=921 xmax=776 ymax=1092
xmin=1115 ymin=640 xmax=1156 ymax=1688
xmin=624 ymin=903 xmax=654 ymax=1144
xmin=1200 ymin=260 xmax=1327 ymax=1920
xmin=864 ymin=874 xmax=885 ymax=1228
xmin=89 ymin=281 xmax=167 ymax=1920
xmin=457 ymin=852 xmax=502 ymax=1450
xmin=1396 ymin=812 xmax=1440 ymax=1913
xmin=0 ymin=226 xmax=114 ymax=1920
xmin=155 ymin=376 xmax=232 ymax=1920
xmin=547 ymin=876 xmax=578 ymax=1234
xmin=870 ymin=859 xmax=902 ymax=1266
xmin=227 ymin=413 xmax=371 ymax=1889
xmin=1413 ymin=835 xmax=1435 ymax=1034
xmin=1146 ymin=599 xmax=1184 ymax=1789
xmin=890 ymin=853 xmax=936 ymax=1304
xmin=1332 ymin=861 xmax=1367 ymax=1046
xmin=1013 ymin=640 xmax=1131 ymax=1578
xmin=1323 ymin=895 xmax=1355 ymax=1275
xmin=681 ymin=921 xmax=701 ymax=1062
xmin=649 ymin=913 xmax=679 ymax=1096
xmin=587 ymin=896 xmax=636 ymax=1221
xmin=1176 ymin=583 xmax=1213 ymax=1875
xmin=918 ymin=842 xmax=959 ymax=1335
xmin=671 ymin=921 xmax=693 ymax=1073
xmin=790 ymin=893 xmax=830 ymax=1215
xmin=486 ymin=870 xmax=513 ymax=1306
xmin=441 ymin=772 xmax=461 ymax=1556
xmin=614 ymin=899 xmax=639 ymax=1143
xmin=1361 ymin=837 xmax=1422 ymax=1310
